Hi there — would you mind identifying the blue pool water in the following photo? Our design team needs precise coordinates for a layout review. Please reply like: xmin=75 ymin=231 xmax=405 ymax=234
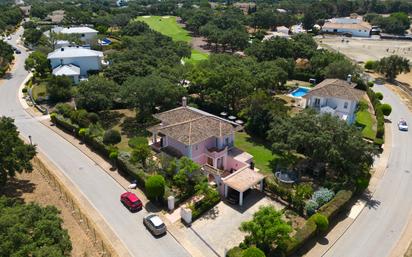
xmin=290 ymin=87 xmax=310 ymax=97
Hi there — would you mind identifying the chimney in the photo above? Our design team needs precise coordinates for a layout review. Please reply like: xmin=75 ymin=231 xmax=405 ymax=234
xmin=347 ymin=74 xmax=352 ymax=83
xmin=182 ymin=96 xmax=187 ymax=107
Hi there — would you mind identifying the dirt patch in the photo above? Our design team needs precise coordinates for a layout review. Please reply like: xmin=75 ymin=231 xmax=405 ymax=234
xmin=1 ymin=170 xmax=100 ymax=257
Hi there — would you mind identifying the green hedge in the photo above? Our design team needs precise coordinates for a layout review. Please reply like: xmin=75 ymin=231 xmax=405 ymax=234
xmin=285 ymin=190 xmax=353 ymax=256
xmin=367 ymin=88 xmax=385 ymax=146
xmin=190 ymin=189 xmax=221 ymax=221
xmin=52 ymin=113 xmax=149 ymax=192
xmin=318 ymin=190 xmax=353 ymax=219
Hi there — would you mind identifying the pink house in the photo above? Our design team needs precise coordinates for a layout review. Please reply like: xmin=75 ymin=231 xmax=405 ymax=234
xmin=148 ymin=98 xmax=265 ymax=206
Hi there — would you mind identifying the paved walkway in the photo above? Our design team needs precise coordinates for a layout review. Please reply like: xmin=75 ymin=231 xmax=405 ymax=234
xmin=304 ymin=121 xmax=392 ymax=257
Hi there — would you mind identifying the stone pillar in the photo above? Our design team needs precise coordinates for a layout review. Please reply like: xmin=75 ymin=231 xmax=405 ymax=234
xmin=168 ymin=196 xmax=175 ymax=211
xmin=239 ymin=191 xmax=243 ymax=206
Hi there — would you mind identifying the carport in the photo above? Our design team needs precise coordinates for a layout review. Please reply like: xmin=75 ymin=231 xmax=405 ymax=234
xmin=223 ymin=168 xmax=265 ymax=206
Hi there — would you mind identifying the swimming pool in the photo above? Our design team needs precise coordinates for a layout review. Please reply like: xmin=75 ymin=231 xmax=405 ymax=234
xmin=290 ymin=87 xmax=310 ymax=98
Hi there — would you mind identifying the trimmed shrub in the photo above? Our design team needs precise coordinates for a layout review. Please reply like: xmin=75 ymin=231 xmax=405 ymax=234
xmin=364 ymin=60 xmax=377 ymax=70
xmin=375 ymin=92 xmax=383 ymax=100
xmin=145 ymin=175 xmax=166 ymax=201
xmin=87 ymin=112 xmax=99 ymax=124
xmin=318 ymin=190 xmax=353 ymax=219
xmin=227 ymin=247 xmax=244 ymax=257
xmin=311 ymin=213 xmax=329 ymax=232
xmin=103 ymin=129 xmax=121 ymax=145
xmin=242 ymin=247 xmax=266 ymax=257
xmin=367 ymin=81 xmax=374 ymax=87
xmin=380 ymin=103 xmax=392 ymax=116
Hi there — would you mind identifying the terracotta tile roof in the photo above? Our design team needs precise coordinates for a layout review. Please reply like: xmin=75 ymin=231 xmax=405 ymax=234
xmin=303 ymin=79 xmax=365 ymax=101
xmin=149 ymin=107 xmax=239 ymax=145
xmin=322 ymin=21 xmax=371 ymax=31
xmin=223 ymin=168 xmax=265 ymax=192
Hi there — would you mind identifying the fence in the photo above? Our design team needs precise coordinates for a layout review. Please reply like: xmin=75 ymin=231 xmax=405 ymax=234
xmin=32 ymin=156 xmax=117 ymax=257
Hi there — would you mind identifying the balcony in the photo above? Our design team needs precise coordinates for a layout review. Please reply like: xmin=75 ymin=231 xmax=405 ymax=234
xmin=207 ymin=146 xmax=228 ymax=159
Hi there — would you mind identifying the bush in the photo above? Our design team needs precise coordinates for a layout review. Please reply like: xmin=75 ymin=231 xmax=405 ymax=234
xmin=364 ymin=60 xmax=377 ymax=70
xmin=103 ymin=129 xmax=121 ymax=145
xmin=145 ymin=175 xmax=166 ymax=201
xmin=380 ymin=103 xmax=392 ymax=116
xmin=87 ymin=112 xmax=99 ymax=124
xmin=367 ymin=81 xmax=374 ymax=87
xmin=305 ymin=199 xmax=319 ymax=216
xmin=375 ymin=92 xmax=383 ymax=100
xmin=70 ymin=109 xmax=90 ymax=128
xmin=227 ymin=247 xmax=244 ymax=257
xmin=55 ymin=103 xmax=74 ymax=117
xmin=242 ymin=247 xmax=266 ymax=257
xmin=311 ymin=213 xmax=329 ymax=232
xmin=312 ymin=187 xmax=335 ymax=206
xmin=22 ymin=87 xmax=28 ymax=93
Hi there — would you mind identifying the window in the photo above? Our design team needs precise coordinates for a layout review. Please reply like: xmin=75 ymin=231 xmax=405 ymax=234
xmin=344 ymin=102 xmax=348 ymax=109
xmin=314 ymin=98 xmax=321 ymax=106
xmin=359 ymin=30 xmax=361 ymax=32
xmin=194 ymin=144 xmax=198 ymax=151
xmin=225 ymin=137 xmax=229 ymax=146
xmin=81 ymin=33 xmax=85 ymax=37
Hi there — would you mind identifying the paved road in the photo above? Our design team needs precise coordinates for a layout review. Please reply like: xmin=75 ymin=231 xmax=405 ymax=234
xmin=323 ymin=84 xmax=412 ymax=257
xmin=0 ymin=27 xmax=190 ymax=257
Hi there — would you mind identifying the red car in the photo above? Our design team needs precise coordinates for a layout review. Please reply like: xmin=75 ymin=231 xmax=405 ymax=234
xmin=120 ymin=192 xmax=143 ymax=212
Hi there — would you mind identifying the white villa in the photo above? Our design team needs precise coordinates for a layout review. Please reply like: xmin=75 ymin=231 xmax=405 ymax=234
xmin=321 ymin=17 xmax=371 ymax=37
xmin=49 ymin=26 xmax=98 ymax=43
xmin=302 ymin=78 xmax=366 ymax=124
xmin=47 ymin=46 xmax=104 ymax=83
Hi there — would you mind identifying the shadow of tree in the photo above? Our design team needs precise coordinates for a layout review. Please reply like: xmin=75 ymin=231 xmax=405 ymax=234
xmin=361 ymin=190 xmax=381 ymax=210
xmin=318 ymin=237 xmax=329 ymax=245
xmin=197 ymin=206 xmax=220 ymax=221
xmin=0 ymin=177 xmax=36 ymax=201
xmin=145 ymin=201 xmax=163 ymax=213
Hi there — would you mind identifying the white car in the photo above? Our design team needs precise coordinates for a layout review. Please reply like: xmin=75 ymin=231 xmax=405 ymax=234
xmin=398 ymin=119 xmax=408 ymax=131
xmin=143 ymin=214 xmax=166 ymax=236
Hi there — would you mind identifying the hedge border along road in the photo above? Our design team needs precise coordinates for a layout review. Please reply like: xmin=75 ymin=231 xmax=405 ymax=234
xmin=285 ymin=190 xmax=354 ymax=256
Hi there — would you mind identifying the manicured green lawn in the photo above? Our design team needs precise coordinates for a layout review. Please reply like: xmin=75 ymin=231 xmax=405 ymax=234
xmin=137 ymin=16 xmax=209 ymax=64
xmin=235 ymin=132 xmax=278 ymax=174
xmin=355 ymin=109 xmax=376 ymax=140
xmin=136 ymin=16 xmax=191 ymax=42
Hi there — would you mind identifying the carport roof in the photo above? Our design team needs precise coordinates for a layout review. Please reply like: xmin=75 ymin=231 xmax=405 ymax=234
xmin=223 ymin=168 xmax=265 ymax=193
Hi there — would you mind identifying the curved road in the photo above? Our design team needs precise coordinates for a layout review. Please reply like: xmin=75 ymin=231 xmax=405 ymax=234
xmin=324 ymin=83 xmax=412 ymax=257
xmin=0 ymin=27 xmax=189 ymax=257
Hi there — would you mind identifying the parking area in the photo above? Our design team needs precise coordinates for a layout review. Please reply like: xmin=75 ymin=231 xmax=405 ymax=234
xmin=191 ymin=190 xmax=284 ymax=256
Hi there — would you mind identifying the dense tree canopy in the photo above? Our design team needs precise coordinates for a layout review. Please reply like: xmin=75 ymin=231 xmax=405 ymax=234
xmin=0 ymin=40 xmax=14 ymax=77
xmin=47 ymin=76 xmax=73 ymax=103
xmin=0 ymin=117 xmax=36 ymax=185
xmin=75 ymin=75 xmax=119 ymax=112
xmin=0 ymin=196 xmax=72 ymax=257
xmin=376 ymin=55 xmax=410 ymax=82
xmin=267 ymin=110 xmax=377 ymax=184
xmin=121 ymin=74 xmax=185 ymax=121
xmin=25 ymin=51 xmax=50 ymax=77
